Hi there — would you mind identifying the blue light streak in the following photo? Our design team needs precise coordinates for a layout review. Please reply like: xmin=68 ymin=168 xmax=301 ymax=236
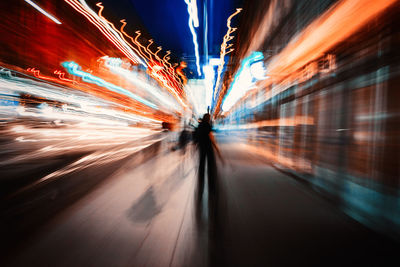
xmin=184 ymin=0 xmax=201 ymax=76
xmin=62 ymin=61 xmax=158 ymax=110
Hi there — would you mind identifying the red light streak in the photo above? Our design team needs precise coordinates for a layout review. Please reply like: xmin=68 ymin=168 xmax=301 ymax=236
xmin=27 ymin=68 xmax=60 ymax=83
xmin=54 ymin=70 xmax=74 ymax=82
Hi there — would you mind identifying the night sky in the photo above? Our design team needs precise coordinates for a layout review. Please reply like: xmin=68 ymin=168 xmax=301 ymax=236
xmin=87 ymin=0 xmax=243 ymax=77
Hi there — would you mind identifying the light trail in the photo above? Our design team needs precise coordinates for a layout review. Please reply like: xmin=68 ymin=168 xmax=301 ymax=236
xmin=162 ymin=51 xmax=182 ymax=86
xmin=65 ymin=0 xmax=187 ymax=109
xmin=267 ymin=0 xmax=397 ymax=79
xmin=120 ymin=23 xmax=185 ymax=103
xmin=146 ymin=39 xmax=155 ymax=61
xmin=25 ymin=0 xmax=62 ymax=24
xmin=102 ymin=56 xmax=178 ymax=110
xmin=94 ymin=3 xmax=148 ymax=66
xmin=184 ymin=0 xmax=201 ymax=76
xmin=215 ymin=116 xmax=314 ymax=131
xmin=0 ymin=69 xmax=166 ymax=126
xmin=23 ymin=67 xmax=158 ymax=116
xmin=1 ymin=123 xmax=161 ymax=172
xmin=213 ymin=8 xmax=242 ymax=105
xmin=222 ymin=52 xmax=264 ymax=111
xmin=118 ymin=14 xmax=185 ymax=95
xmin=96 ymin=3 xmax=187 ymax=110
xmin=62 ymin=61 xmax=158 ymax=110
xmin=53 ymin=70 xmax=74 ymax=82
xmin=28 ymin=142 xmax=154 ymax=188
xmin=119 ymin=27 xmax=150 ymax=62
xmin=64 ymin=0 xmax=144 ymax=65
xmin=130 ymin=31 xmax=178 ymax=90
xmin=1 ymin=123 xmax=162 ymax=192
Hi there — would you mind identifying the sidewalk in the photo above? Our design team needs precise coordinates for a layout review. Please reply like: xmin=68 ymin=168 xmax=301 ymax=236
xmin=5 ymin=145 xmax=205 ymax=267
xmin=4 ymin=142 xmax=400 ymax=267
xmin=214 ymin=143 xmax=400 ymax=266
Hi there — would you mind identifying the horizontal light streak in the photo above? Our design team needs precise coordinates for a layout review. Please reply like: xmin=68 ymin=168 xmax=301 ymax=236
xmin=102 ymin=57 xmax=178 ymax=110
xmin=0 ymin=71 xmax=164 ymax=126
xmin=62 ymin=61 xmax=158 ymax=109
xmin=216 ymin=116 xmax=314 ymax=131
xmin=267 ymin=0 xmax=397 ymax=78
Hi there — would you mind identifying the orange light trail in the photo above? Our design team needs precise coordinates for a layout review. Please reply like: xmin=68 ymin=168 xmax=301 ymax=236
xmin=213 ymin=8 xmax=242 ymax=101
xmin=146 ymin=43 xmax=184 ymax=93
xmin=119 ymin=19 xmax=185 ymax=100
xmin=95 ymin=2 xmax=146 ymax=65
xmin=64 ymin=0 xmax=143 ymax=65
xmin=267 ymin=0 xmax=397 ymax=79
xmin=65 ymin=0 xmax=187 ymax=108
xmin=119 ymin=27 xmax=150 ymax=62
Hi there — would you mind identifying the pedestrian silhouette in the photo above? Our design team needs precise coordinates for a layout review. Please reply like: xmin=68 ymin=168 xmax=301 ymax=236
xmin=194 ymin=113 xmax=223 ymax=210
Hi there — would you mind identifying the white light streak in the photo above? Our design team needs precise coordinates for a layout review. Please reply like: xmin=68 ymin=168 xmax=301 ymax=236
xmin=64 ymin=0 xmax=145 ymax=65
xmin=25 ymin=0 xmax=62 ymax=24
xmin=102 ymin=56 xmax=178 ymax=110
xmin=184 ymin=0 xmax=201 ymax=76
xmin=0 ymin=74 xmax=163 ymax=127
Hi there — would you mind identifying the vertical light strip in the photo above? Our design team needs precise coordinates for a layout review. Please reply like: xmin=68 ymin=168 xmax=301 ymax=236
xmin=25 ymin=0 xmax=62 ymax=24
xmin=184 ymin=0 xmax=201 ymax=76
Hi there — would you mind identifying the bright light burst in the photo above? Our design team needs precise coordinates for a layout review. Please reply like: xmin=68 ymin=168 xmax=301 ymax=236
xmin=222 ymin=52 xmax=264 ymax=111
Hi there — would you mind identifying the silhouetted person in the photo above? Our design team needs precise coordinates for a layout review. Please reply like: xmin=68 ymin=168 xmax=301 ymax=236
xmin=194 ymin=113 xmax=224 ymax=266
xmin=194 ymin=113 xmax=223 ymax=209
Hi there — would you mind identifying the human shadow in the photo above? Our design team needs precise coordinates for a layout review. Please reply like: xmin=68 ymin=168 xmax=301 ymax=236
xmin=194 ymin=148 xmax=226 ymax=267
